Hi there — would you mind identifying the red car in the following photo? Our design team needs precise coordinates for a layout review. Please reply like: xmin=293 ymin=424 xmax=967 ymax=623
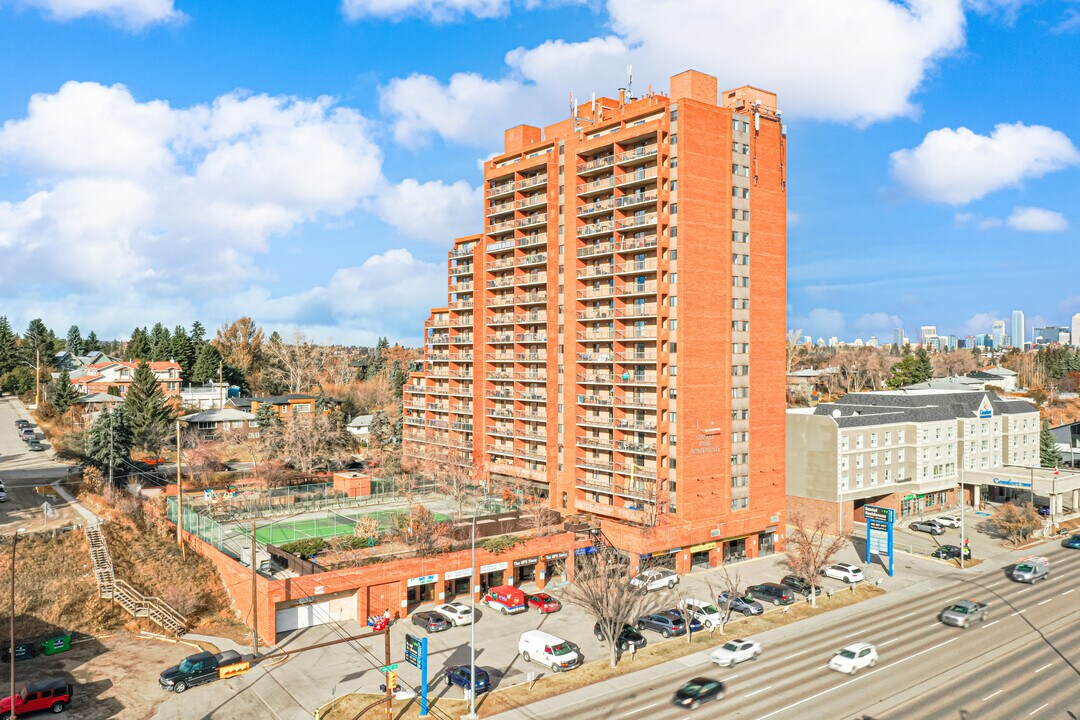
xmin=0 ymin=677 xmax=73 ymax=716
xmin=525 ymin=592 xmax=561 ymax=614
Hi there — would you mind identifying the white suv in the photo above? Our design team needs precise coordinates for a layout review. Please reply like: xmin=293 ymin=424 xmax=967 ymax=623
xmin=829 ymin=642 xmax=877 ymax=675
xmin=821 ymin=563 xmax=864 ymax=584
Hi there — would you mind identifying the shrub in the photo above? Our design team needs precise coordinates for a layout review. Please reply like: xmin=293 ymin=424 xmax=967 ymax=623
xmin=479 ymin=535 xmax=525 ymax=554
xmin=279 ymin=538 xmax=329 ymax=559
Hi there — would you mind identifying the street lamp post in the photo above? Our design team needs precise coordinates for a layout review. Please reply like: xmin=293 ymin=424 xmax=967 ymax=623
xmin=958 ymin=470 xmax=966 ymax=570
xmin=465 ymin=506 xmax=478 ymax=720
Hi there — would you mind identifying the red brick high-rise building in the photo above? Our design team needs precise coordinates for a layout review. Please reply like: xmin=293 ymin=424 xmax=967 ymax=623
xmin=402 ymin=69 xmax=787 ymax=572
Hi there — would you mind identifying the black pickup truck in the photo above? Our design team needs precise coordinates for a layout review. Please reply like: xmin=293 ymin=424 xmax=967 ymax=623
xmin=159 ymin=650 xmax=243 ymax=693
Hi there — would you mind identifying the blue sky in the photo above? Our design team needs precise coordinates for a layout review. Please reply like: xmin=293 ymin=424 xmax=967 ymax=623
xmin=0 ymin=0 xmax=1078 ymax=346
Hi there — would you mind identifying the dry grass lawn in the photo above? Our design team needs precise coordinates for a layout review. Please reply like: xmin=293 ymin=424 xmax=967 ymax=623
xmin=324 ymin=584 xmax=885 ymax=720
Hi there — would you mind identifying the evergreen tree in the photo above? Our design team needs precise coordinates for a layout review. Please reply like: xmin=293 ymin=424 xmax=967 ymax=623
xmin=1040 ymin=420 xmax=1063 ymax=468
xmin=192 ymin=343 xmax=224 ymax=384
xmin=365 ymin=337 xmax=389 ymax=380
xmin=0 ymin=316 xmax=16 ymax=376
xmin=127 ymin=327 xmax=151 ymax=360
xmin=83 ymin=331 xmax=102 ymax=353
xmin=50 ymin=369 xmax=79 ymax=416
xmin=86 ymin=406 xmax=134 ymax=477
xmin=65 ymin=325 xmax=84 ymax=357
xmin=21 ymin=318 xmax=56 ymax=367
xmin=170 ymin=326 xmax=196 ymax=380
xmin=124 ymin=361 xmax=175 ymax=453
xmin=315 ymin=387 xmax=332 ymax=414
xmin=368 ymin=409 xmax=393 ymax=447
xmin=886 ymin=354 xmax=920 ymax=389
xmin=149 ymin=322 xmax=172 ymax=361
xmin=254 ymin=402 xmax=279 ymax=429
xmin=914 ymin=347 xmax=934 ymax=382
xmin=190 ymin=320 xmax=206 ymax=348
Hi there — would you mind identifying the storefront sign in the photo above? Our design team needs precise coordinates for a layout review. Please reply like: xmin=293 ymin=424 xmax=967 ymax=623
xmin=688 ymin=542 xmax=716 ymax=553
xmin=544 ymin=551 xmax=569 ymax=561
xmin=444 ymin=568 xmax=473 ymax=580
xmin=480 ymin=561 xmax=507 ymax=573
xmin=513 ymin=556 xmax=539 ymax=567
xmin=640 ymin=547 xmax=681 ymax=559
xmin=407 ymin=574 xmax=439 ymax=587
xmin=864 ymin=505 xmax=896 ymax=523
xmin=314 ymin=586 xmax=325 ymax=595
xmin=574 ymin=546 xmax=596 ymax=556
xmin=991 ymin=476 xmax=1031 ymax=488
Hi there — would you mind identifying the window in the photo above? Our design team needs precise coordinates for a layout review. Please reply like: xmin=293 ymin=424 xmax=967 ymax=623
xmin=669 ymin=227 xmax=678 ymax=238
xmin=670 ymin=109 xmax=678 ymax=122
xmin=670 ymin=203 xmax=678 ymax=214
xmin=731 ymin=497 xmax=749 ymax=510
xmin=670 ymin=273 xmax=678 ymax=283
xmin=669 ymin=296 xmax=678 ymax=307
xmin=669 ymin=365 xmax=678 ymax=376
xmin=669 ymin=249 xmax=677 ymax=260
xmin=670 ymin=158 xmax=678 ymax=169
xmin=670 ymin=133 xmax=677 ymax=145
xmin=855 ymin=434 xmax=864 ymax=449
xmin=669 ymin=319 xmax=678 ymax=330
xmin=670 ymin=180 xmax=678 ymax=192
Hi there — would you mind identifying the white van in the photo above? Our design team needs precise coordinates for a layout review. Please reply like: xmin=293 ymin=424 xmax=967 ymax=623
xmin=518 ymin=630 xmax=581 ymax=673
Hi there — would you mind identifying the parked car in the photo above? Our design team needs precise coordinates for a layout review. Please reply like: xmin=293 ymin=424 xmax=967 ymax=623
xmin=433 ymin=602 xmax=474 ymax=626
xmin=19 ymin=428 xmax=35 ymax=442
xmin=518 ymin=630 xmax=581 ymax=673
xmin=709 ymin=638 xmax=761 ymax=667
xmin=744 ymin=583 xmax=796 ymax=606
xmin=821 ymin=563 xmax=864 ymax=584
xmin=1037 ymin=505 xmax=1052 ymax=517
xmin=411 ymin=611 xmax=450 ymax=633
xmin=939 ymin=600 xmax=988 ymax=628
xmin=524 ymin=593 xmax=561 ymax=614
xmin=681 ymin=599 xmax=723 ymax=629
xmin=716 ymin=591 xmax=764 ymax=616
xmin=780 ymin=575 xmax=822 ymax=597
xmin=1062 ymin=534 xmax=1080 ymax=550
xmin=930 ymin=545 xmax=971 ymax=560
xmin=828 ymin=642 xmax=878 ymax=675
xmin=159 ymin=650 xmax=243 ymax=693
xmin=628 ymin=568 xmax=678 ymax=592
xmin=483 ymin=585 xmax=526 ymax=615
xmin=1010 ymin=556 xmax=1050 ymax=583
xmin=637 ymin=612 xmax=691 ymax=638
xmin=14 ymin=419 xmax=29 ymax=429
xmin=934 ymin=515 xmax=962 ymax=528
xmin=444 ymin=665 xmax=490 ymax=694
xmin=593 ymin=622 xmax=646 ymax=651
xmin=670 ymin=677 xmax=725 ymax=709
xmin=26 ymin=440 xmax=45 ymax=452
xmin=0 ymin=677 xmax=73 ymax=716
xmin=909 ymin=520 xmax=946 ymax=535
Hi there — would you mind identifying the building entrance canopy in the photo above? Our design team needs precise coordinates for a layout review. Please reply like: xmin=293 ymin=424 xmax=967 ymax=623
xmin=964 ymin=468 xmax=1080 ymax=497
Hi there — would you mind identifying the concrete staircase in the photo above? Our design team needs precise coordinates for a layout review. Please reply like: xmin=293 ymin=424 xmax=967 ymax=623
xmin=84 ymin=523 xmax=189 ymax=636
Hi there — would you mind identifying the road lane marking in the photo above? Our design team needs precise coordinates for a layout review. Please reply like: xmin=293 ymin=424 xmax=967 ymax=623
xmin=844 ymin=630 xmax=861 ymax=638
xmin=1011 ymin=610 xmax=1028 ymax=616
xmin=745 ymin=686 xmax=772 ymax=698
xmin=1062 ymin=589 xmax=1076 ymax=596
xmin=982 ymin=690 xmax=1002 ymax=702
xmin=783 ymin=651 xmax=806 ymax=659
xmin=1029 ymin=703 xmax=1048 ymax=716
xmin=984 ymin=581 xmax=1004 ymax=588
xmin=984 ymin=621 xmax=999 ymax=628
xmin=752 ymin=636 xmax=960 ymax=720
xmin=623 ymin=704 xmax=657 ymax=716
xmin=879 ymin=638 xmax=899 ymax=646
xmin=896 ymin=611 xmax=918 ymax=620
xmin=1036 ymin=599 xmax=1052 ymax=606
xmin=817 ymin=664 xmax=829 ymax=670
xmin=725 ymin=675 xmax=740 ymax=682
xmin=1034 ymin=663 xmax=1053 ymax=674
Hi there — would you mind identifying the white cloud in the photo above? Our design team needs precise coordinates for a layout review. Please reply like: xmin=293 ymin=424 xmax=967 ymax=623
xmin=954 ymin=212 xmax=973 ymax=225
xmin=342 ymin=0 xmax=507 ymax=21
xmin=791 ymin=308 xmax=846 ymax=339
xmin=960 ymin=311 xmax=1000 ymax=337
xmin=978 ymin=217 xmax=1003 ymax=230
xmin=889 ymin=122 xmax=1080 ymax=204
xmin=1051 ymin=8 xmax=1080 ymax=34
xmin=854 ymin=311 xmax=904 ymax=339
xmin=1006 ymin=206 xmax=1068 ymax=232
xmin=14 ymin=0 xmax=183 ymax=29
xmin=381 ymin=0 xmax=968 ymax=147
xmin=374 ymin=178 xmax=482 ymax=242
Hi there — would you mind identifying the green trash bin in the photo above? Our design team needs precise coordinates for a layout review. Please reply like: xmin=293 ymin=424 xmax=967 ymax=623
xmin=40 ymin=635 xmax=71 ymax=656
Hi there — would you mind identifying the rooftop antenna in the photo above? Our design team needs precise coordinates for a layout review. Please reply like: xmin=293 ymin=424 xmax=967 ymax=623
xmin=570 ymin=91 xmax=580 ymax=131
xmin=591 ymin=92 xmax=596 ymax=118
xmin=627 ymin=64 xmax=633 ymax=100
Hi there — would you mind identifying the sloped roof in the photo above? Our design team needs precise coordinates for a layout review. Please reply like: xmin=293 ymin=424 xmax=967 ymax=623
xmin=813 ymin=390 xmax=1037 ymax=428
xmin=77 ymin=393 xmax=123 ymax=404
xmin=181 ymin=408 xmax=257 ymax=423
xmin=348 ymin=414 xmax=374 ymax=428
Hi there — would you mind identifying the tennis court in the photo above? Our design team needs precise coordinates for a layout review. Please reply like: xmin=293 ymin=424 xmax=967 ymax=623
xmin=254 ymin=508 xmax=451 ymax=544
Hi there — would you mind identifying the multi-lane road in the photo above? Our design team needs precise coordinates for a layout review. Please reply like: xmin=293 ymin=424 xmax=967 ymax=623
xmin=496 ymin=544 xmax=1080 ymax=720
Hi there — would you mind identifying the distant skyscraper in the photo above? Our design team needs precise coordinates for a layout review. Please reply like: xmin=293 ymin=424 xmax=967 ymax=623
xmin=920 ymin=325 xmax=938 ymax=347
xmin=1011 ymin=310 xmax=1025 ymax=349
xmin=893 ymin=328 xmax=904 ymax=348
xmin=1072 ymin=313 xmax=1080 ymax=348
xmin=867 ymin=336 xmax=879 ymax=347
xmin=992 ymin=320 xmax=1006 ymax=349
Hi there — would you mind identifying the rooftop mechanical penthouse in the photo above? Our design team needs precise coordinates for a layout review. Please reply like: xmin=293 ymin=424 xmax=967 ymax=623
xmin=403 ymin=69 xmax=788 ymax=571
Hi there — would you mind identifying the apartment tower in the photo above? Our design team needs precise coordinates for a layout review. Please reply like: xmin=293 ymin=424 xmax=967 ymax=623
xmin=402 ymin=70 xmax=787 ymax=570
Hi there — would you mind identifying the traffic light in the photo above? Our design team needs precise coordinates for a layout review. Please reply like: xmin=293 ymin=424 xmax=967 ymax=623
xmin=386 ymin=670 xmax=398 ymax=693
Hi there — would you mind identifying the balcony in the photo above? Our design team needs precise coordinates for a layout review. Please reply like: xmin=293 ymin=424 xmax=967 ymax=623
xmin=577 ymin=436 xmax=614 ymax=450
xmin=487 ymin=314 xmax=515 ymax=326
xmin=449 ymin=405 xmax=473 ymax=416
xmin=516 ymin=313 xmax=546 ymax=324
xmin=578 ymin=394 xmax=614 ymax=407
xmin=429 ymin=334 xmax=450 ymax=345
xmin=577 ymin=414 xmax=614 ymax=428
xmin=576 ymin=176 xmax=615 ymax=197
xmin=518 ymin=233 xmax=547 ymax=248
xmin=447 ymin=369 xmax=471 ymax=379
xmin=405 ymin=385 xmax=426 ymax=394
xmin=616 ymin=395 xmax=657 ymax=409
xmin=488 ymin=294 xmax=514 ymax=308
xmin=577 ymin=242 xmax=615 ymax=259
xmin=488 ymin=425 xmax=514 ymax=437
xmin=449 ymin=386 xmax=473 ymax=397
xmin=518 ymin=428 xmax=547 ymax=441
xmin=450 ymin=246 xmax=474 ymax=259
xmin=404 ymin=401 xmax=425 ymax=410
xmin=454 ymin=281 xmax=475 ymax=292
xmin=615 ymin=259 xmax=658 ymax=275
xmin=488 ymin=219 xmax=516 ymax=236
xmin=516 ymin=372 xmax=547 ymax=382
xmin=616 ymin=143 xmax=658 ymax=166
xmin=577 ymin=351 xmax=613 ymax=364
xmin=486 ymin=444 xmax=515 ymax=457
xmin=518 ymin=446 xmax=547 ymax=461
xmin=486 ymin=370 xmax=513 ymax=381
xmin=487 ymin=180 xmax=515 ymax=198
xmin=519 ymin=408 xmax=547 ymax=421
xmin=517 ymin=174 xmax=548 ymax=190
xmin=577 ymin=285 xmax=615 ymax=300
xmin=577 ymin=154 xmax=615 ymax=175
xmin=618 ymin=281 xmax=658 ymax=297
xmin=517 ymin=352 xmax=547 ymax=363
xmin=518 ymin=214 xmax=547 ymax=230
xmin=404 ymin=416 xmax=426 ymax=427
xmin=616 ymin=236 xmax=658 ymax=256
xmin=576 ymin=308 xmax=613 ymax=321
xmin=615 ymin=372 xmax=657 ymax=386
xmin=616 ymin=328 xmax=658 ymax=341
xmin=615 ymin=189 xmax=658 ymax=209
xmin=615 ymin=418 xmax=657 ymax=432
xmin=617 ymin=440 xmax=656 ymax=455
xmin=448 ymin=300 xmax=473 ymax=311
xmin=488 ymin=277 xmax=514 ymax=289
xmin=577 ymin=264 xmax=615 ymax=280
xmin=577 ymin=372 xmax=613 ymax=384
xmin=489 ymin=333 xmax=515 ymax=345
xmin=614 ymin=351 xmax=656 ymax=362
xmin=450 ymin=352 xmax=474 ymax=362
xmin=450 ymin=420 xmax=473 ymax=431
xmin=449 ymin=318 xmax=473 ymax=329
xmin=487 ymin=238 xmax=515 ymax=253
xmin=487 ymin=407 xmax=514 ymax=419
xmin=487 ymin=200 xmax=515 ymax=217
xmin=517 ymin=195 xmax=547 ymax=211
xmin=518 ymin=391 xmax=547 ymax=404
xmin=578 ymin=197 xmax=614 ymax=217
xmin=615 ymin=462 xmax=658 ymax=480
xmin=517 ymin=272 xmax=547 ymax=287
xmin=449 ymin=263 xmax=474 ymax=277
xmin=578 ymin=221 xmax=614 ymax=238
xmin=577 ymin=458 xmax=615 ymax=473
xmin=486 ymin=257 xmax=515 ymax=272
xmin=429 ymin=387 xmax=450 ymax=396
xmin=578 ymin=329 xmax=614 ymax=342
xmin=451 ymin=335 xmax=474 ymax=345
xmin=516 ymin=332 xmax=547 ymax=343
xmin=615 ymin=167 xmax=658 ymax=188
xmin=516 ymin=254 xmax=546 ymax=271
xmin=615 ymin=304 xmax=657 ymax=318
xmin=615 ymin=213 xmax=658 ymax=232
xmin=486 ymin=352 xmax=514 ymax=362
xmin=427 ymin=402 xmax=450 ymax=412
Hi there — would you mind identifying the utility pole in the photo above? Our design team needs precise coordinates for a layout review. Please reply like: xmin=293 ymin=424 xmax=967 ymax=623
xmin=176 ymin=421 xmax=185 ymax=558
xmin=250 ymin=519 xmax=258 ymax=657
xmin=33 ymin=348 xmax=40 ymax=409
xmin=108 ymin=412 xmax=114 ymax=489
xmin=384 ymin=627 xmax=392 ymax=720
xmin=218 ymin=361 xmax=224 ymax=409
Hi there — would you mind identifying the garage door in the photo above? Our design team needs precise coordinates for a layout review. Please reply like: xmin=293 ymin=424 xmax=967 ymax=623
xmin=275 ymin=591 xmax=356 ymax=633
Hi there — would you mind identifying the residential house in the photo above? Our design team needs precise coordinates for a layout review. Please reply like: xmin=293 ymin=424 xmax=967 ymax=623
xmin=347 ymin=414 xmax=374 ymax=444
xmin=71 ymin=360 xmax=183 ymax=399
xmin=247 ymin=394 xmax=344 ymax=419
xmin=180 ymin=408 xmax=260 ymax=441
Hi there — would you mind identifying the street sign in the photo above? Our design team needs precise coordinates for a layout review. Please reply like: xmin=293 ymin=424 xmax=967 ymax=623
xmin=864 ymin=505 xmax=895 ymax=523
xmin=378 ymin=663 xmax=399 ymax=673
xmin=405 ymin=633 xmax=421 ymax=668
xmin=865 ymin=507 xmax=895 ymax=577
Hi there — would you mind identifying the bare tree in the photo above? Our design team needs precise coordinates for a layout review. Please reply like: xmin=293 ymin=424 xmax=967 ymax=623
xmin=990 ymin=502 xmax=1042 ymax=546
xmin=352 ymin=515 xmax=382 ymax=547
xmin=519 ymin=488 xmax=560 ymax=534
xmin=712 ymin=567 xmax=743 ymax=634
xmin=782 ymin=514 xmax=848 ymax=608
xmin=264 ymin=331 xmax=331 ymax=394
xmin=562 ymin=555 xmax=657 ymax=668
xmin=390 ymin=503 xmax=449 ymax=556
xmin=425 ymin=458 xmax=486 ymax=524
xmin=786 ymin=328 xmax=804 ymax=374
xmin=261 ymin=412 xmax=355 ymax=473
xmin=933 ymin=349 xmax=977 ymax=378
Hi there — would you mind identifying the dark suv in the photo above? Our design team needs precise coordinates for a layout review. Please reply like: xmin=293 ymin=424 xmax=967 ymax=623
xmin=780 ymin=575 xmax=822 ymax=597
xmin=637 ymin=612 xmax=693 ymax=638
xmin=745 ymin=583 xmax=796 ymax=606
xmin=593 ymin=622 xmax=647 ymax=651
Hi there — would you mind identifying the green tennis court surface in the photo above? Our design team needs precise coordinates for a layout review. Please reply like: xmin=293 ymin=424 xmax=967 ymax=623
xmin=254 ymin=509 xmax=450 ymax=544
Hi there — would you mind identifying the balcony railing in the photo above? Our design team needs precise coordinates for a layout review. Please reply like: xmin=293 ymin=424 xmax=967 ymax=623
xmin=614 ymin=351 xmax=657 ymax=362
xmin=488 ymin=277 xmax=514 ymax=289
xmin=516 ymin=332 xmax=547 ymax=343
xmin=578 ymin=221 xmax=614 ymax=238
xmin=517 ymin=195 xmax=547 ymax=211
xmin=517 ymin=273 xmax=547 ymax=286
xmin=578 ymin=197 xmax=614 ymax=217
xmin=519 ymin=409 xmax=547 ymax=420
xmin=487 ymin=314 xmax=515 ymax=326
xmin=618 ymin=281 xmax=658 ymax=296
xmin=489 ymin=333 xmax=514 ymax=344
xmin=487 ymin=200 xmax=514 ymax=217
xmin=616 ymin=236 xmax=658 ymax=256
xmin=614 ymin=167 xmax=658 ymax=187
xmin=487 ymin=180 xmax=515 ymax=198
xmin=615 ymin=189 xmax=658 ymax=209
xmin=486 ymin=444 xmax=515 ymax=456
xmin=487 ymin=258 xmax=515 ymax=271
xmin=518 ymin=233 xmax=547 ymax=248
xmin=577 ymin=264 xmax=615 ymax=279
xmin=615 ymin=462 xmax=657 ymax=479
xmin=577 ymin=308 xmax=613 ymax=321
xmin=451 ymin=335 xmax=474 ymax=344
xmin=577 ymin=242 xmax=615 ymax=259
xmin=615 ymin=418 xmax=657 ymax=432
xmin=576 ymin=176 xmax=615 ymax=196
xmin=488 ymin=219 xmax=516 ymax=235
xmin=616 ymin=328 xmax=658 ymax=341
xmin=577 ymin=285 xmax=615 ymax=299
xmin=616 ymin=372 xmax=657 ymax=385
xmin=617 ymin=440 xmax=656 ymax=455
xmin=616 ymin=144 xmax=658 ymax=165
xmin=616 ymin=395 xmax=657 ymax=408
xmin=577 ymin=372 xmax=614 ymax=384
xmin=615 ymin=213 xmax=658 ymax=231
xmin=578 ymin=330 xmax=615 ymax=341
xmin=577 ymin=436 xmax=614 ymax=450
xmin=516 ymin=313 xmax=546 ymax=324
xmin=488 ymin=294 xmax=514 ymax=307
xmin=487 ymin=238 xmax=515 ymax=253
xmin=516 ymin=292 xmax=548 ymax=306
xmin=518 ymin=253 xmax=547 ymax=268
xmin=518 ymin=214 xmax=547 ymax=229
xmin=577 ymin=414 xmax=614 ymax=427
xmin=517 ymin=174 xmax=548 ymax=190
xmin=517 ymin=352 xmax=547 ymax=362
xmin=577 ymin=155 xmax=615 ymax=174
xmin=577 ymin=351 xmax=614 ymax=363
xmin=616 ymin=304 xmax=657 ymax=317
xmin=516 ymin=372 xmax=547 ymax=382
xmin=615 ymin=259 xmax=658 ymax=274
